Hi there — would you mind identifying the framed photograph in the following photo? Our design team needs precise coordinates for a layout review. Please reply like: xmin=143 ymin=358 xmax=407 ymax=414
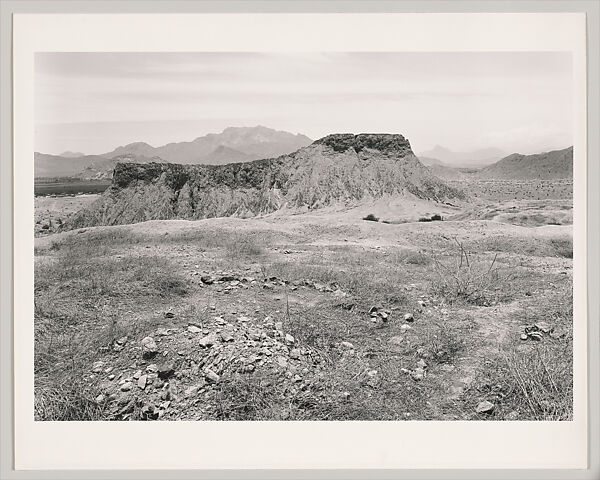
xmin=2 ymin=1 xmax=598 ymax=478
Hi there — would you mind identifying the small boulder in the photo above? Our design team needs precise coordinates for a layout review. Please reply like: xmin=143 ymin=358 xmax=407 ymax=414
xmin=285 ymin=334 xmax=295 ymax=345
xmin=403 ymin=313 xmax=414 ymax=322
xmin=141 ymin=336 xmax=158 ymax=359
xmin=137 ymin=375 xmax=147 ymax=390
xmin=198 ymin=333 xmax=218 ymax=348
xmin=289 ymin=349 xmax=301 ymax=360
xmin=220 ymin=330 xmax=235 ymax=342
xmin=187 ymin=325 xmax=202 ymax=334
xmin=158 ymin=362 xmax=175 ymax=379
xmin=340 ymin=341 xmax=354 ymax=350
xmin=120 ymin=381 xmax=133 ymax=392
xmin=204 ymin=369 xmax=220 ymax=383
xmin=388 ymin=336 xmax=404 ymax=345
xmin=91 ymin=361 xmax=104 ymax=373
xmin=475 ymin=400 xmax=495 ymax=414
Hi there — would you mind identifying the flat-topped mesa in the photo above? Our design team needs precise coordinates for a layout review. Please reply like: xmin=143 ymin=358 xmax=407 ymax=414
xmin=65 ymin=131 xmax=464 ymax=229
xmin=313 ymin=133 xmax=413 ymax=156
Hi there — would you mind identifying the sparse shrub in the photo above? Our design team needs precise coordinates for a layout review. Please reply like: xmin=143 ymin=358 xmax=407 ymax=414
xmin=363 ymin=213 xmax=379 ymax=222
xmin=418 ymin=214 xmax=444 ymax=222
xmin=429 ymin=240 xmax=514 ymax=306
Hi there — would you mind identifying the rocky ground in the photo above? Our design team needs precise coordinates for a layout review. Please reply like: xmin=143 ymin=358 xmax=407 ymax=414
xmin=35 ymin=194 xmax=100 ymax=236
xmin=33 ymin=199 xmax=574 ymax=421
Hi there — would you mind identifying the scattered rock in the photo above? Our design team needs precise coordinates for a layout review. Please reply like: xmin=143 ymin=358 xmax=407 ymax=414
xmin=534 ymin=321 xmax=552 ymax=334
xmin=198 ymin=333 xmax=218 ymax=348
xmin=520 ymin=333 xmax=529 ymax=340
xmin=340 ymin=391 xmax=351 ymax=402
xmin=137 ymin=375 xmax=147 ymax=390
xmin=475 ymin=400 xmax=495 ymax=414
xmin=340 ymin=341 xmax=354 ymax=350
xmin=289 ymin=349 xmax=301 ymax=360
xmin=200 ymin=276 xmax=214 ymax=285
xmin=91 ymin=361 xmax=104 ymax=373
xmin=184 ymin=385 xmax=200 ymax=398
xmin=220 ymin=330 xmax=235 ymax=342
xmin=276 ymin=356 xmax=288 ymax=368
xmin=403 ymin=313 xmax=414 ymax=322
xmin=187 ymin=325 xmax=202 ymax=334
xmin=146 ymin=364 xmax=158 ymax=373
xmin=285 ymin=334 xmax=295 ymax=345
xmin=141 ymin=336 xmax=159 ymax=358
xmin=120 ymin=381 xmax=133 ymax=392
xmin=158 ymin=362 xmax=175 ymax=379
xmin=204 ymin=369 xmax=220 ymax=383
xmin=95 ymin=394 xmax=106 ymax=404
xmin=388 ymin=336 xmax=404 ymax=345
xmin=400 ymin=324 xmax=412 ymax=331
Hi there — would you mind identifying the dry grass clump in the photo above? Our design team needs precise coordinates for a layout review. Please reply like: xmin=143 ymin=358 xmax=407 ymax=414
xmin=465 ymin=235 xmax=573 ymax=258
xmin=459 ymin=283 xmax=572 ymax=420
xmin=429 ymin=240 xmax=514 ymax=306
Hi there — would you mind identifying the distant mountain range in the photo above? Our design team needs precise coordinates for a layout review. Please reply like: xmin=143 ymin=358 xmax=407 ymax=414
xmin=35 ymin=126 xmax=313 ymax=178
xmin=417 ymin=145 xmax=507 ymax=167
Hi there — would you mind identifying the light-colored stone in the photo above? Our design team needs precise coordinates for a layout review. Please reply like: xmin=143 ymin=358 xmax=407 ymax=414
xmin=91 ymin=361 xmax=104 ymax=373
xmin=403 ymin=313 xmax=414 ymax=322
xmin=204 ymin=369 xmax=220 ymax=383
xmin=141 ymin=336 xmax=158 ymax=358
xmin=120 ymin=381 xmax=133 ymax=392
xmin=475 ymin=400 xmax=495 ymax=414
xmin=187 ymin=325 xmax=202 ymax=334
xmin=137 ymin=375 xmax=147 ymax=389
xmin=198 ymin=333 xmax=218 ymax=348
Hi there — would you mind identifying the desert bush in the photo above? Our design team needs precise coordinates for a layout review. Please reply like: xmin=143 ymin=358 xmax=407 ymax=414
xmin=429 ymin=240 xmax=514 ymax=306
xmin=363 ymin=213 xmax=379 ymax=222
xmin=418 ymin=214 xmax=443 ymax=222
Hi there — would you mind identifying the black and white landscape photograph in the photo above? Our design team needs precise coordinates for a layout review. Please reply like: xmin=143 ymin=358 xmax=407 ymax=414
xmin=33 ymin=52 xmax=574 ymax=421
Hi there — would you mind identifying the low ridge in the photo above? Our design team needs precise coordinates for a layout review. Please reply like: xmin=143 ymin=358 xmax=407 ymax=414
xmin=476 ymin=146 xmax=573 ymax=180
xmin=65 ymin=133 xmax=465 ymax=229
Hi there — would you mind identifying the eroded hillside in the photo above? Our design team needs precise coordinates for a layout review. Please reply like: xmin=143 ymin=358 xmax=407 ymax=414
xmin=65 ymin=134 xmax=465 ymax=229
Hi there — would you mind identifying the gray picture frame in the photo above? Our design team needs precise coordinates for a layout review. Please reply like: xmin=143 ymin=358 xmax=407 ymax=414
xmin=1 ymin=1 xmax=598 ymax=479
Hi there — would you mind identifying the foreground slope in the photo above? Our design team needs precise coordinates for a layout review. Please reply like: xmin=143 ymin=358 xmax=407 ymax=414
xmin=65 ymin=133 xmax=465 ymax=228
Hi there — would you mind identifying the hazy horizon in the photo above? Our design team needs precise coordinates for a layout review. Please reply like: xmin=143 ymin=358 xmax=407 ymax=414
xmin=35 ymin=52 xmax=573 ymax=157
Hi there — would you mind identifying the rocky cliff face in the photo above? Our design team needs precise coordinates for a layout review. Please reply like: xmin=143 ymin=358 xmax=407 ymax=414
xmin=65 ymin=134 xmax=465 ymax=228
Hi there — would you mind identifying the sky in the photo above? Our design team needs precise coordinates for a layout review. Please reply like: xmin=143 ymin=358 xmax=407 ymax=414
xmin=35 ymin=52 xmax=573 ymax=156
